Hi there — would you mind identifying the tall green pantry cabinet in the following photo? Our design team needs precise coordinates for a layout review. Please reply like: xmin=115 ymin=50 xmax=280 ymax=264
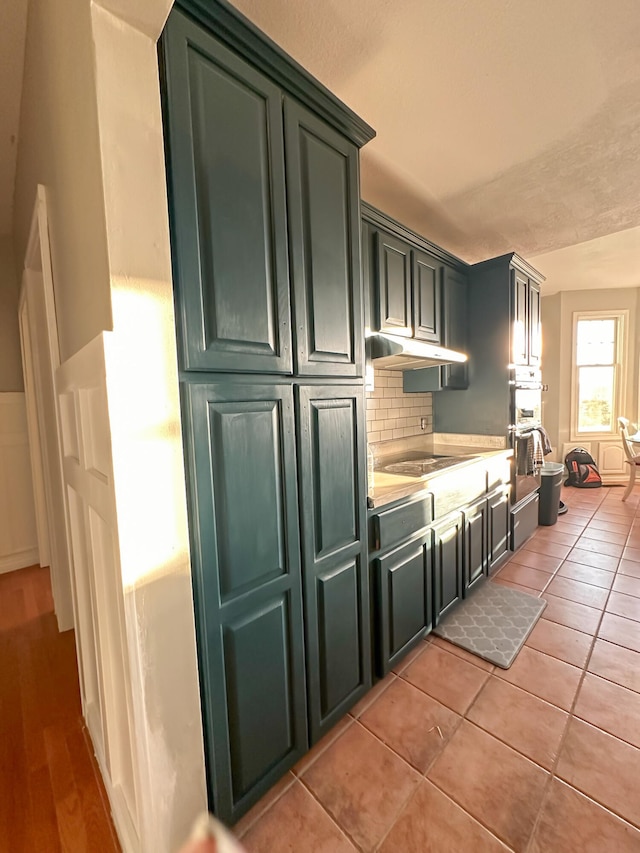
xmin=160 ymin=0 xmax=375 ymax=825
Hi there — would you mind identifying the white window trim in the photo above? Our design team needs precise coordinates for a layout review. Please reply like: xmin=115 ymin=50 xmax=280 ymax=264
xmin=569 ymin=309 xmax=628 ymax=441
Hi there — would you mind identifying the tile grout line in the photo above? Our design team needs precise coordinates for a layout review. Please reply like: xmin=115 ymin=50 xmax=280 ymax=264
xmin=524 ymin=489 xmax=639 ymax=851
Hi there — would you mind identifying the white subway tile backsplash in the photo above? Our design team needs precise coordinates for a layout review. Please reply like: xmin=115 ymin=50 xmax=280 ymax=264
xmin=366 ymin=367 xmax=433 ymax=443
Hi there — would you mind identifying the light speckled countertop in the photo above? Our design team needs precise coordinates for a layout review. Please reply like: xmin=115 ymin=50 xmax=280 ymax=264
xmin=368 ymin=444 xmax=512 ymax=509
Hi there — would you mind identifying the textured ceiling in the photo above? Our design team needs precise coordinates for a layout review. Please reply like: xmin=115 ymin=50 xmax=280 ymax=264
xmin=0 ymin=0 xmax=28 ymax=236
xmin=231 ymin=0 xmax=640 ymax=294
xmin=2 ymin=0 xmax=639 ymax=293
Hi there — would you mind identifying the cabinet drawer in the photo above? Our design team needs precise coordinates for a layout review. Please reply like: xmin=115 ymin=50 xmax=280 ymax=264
xmin=370 ymin=493 xmax=433 ymax=553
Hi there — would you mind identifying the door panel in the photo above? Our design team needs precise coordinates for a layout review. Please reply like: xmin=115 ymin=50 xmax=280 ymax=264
xmin=529 ymin=282 xmax=541 ymax=365
xmin=512 ymin=270 xmax=529 ymax=366
xmin=413 ymin=250 xmax=441 ymax=343
xmin=488 ymin=487 xmax=510 ymax=571
xmin=285 ymin=99 xmax=363 ymax=376
xmin=224 ymin=595 xmax=297 ymax=800
xmin=182 ymin=381 xmax=307 ymax=822
xmin=375 ymin=536 xmax=432 ymax=675
xmin=433 ymin=513 xmax=464 ymax=621
xmin=464 ymin=498 xmax=488 ymax=593
xmin=296 ymin=386 xmax=370 ymax=741
xmin=162 ymin=12 xmax=292 ymax=373
xmin=376 ymin=231 xmax=412 ymax=336
xmin=316 ymin=560 xmax=362 ymax=717
xmin=442 ymin=266 xmax=469 ymax=389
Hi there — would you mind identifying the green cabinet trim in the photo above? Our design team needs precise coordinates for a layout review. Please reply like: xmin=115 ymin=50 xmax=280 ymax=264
xmin=174 ymin=0 xmax=375 ymax=148
xmin=362 ymin=202 xmax=468 ymax=271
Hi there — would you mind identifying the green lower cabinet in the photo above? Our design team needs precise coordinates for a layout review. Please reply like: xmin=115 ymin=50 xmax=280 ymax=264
xmin=433 ymin=512 xmax=464 ymax=622
xmin=373 ymin=534 xmax=432 ymax=676
xmin=464 ymin=496 xmax=488 ymax=594
xmin=488 ymin=486 xmax=511 ymax=572
xmin=182 ymin=381 xmax=308 ymax=823
xmin=296 ymin=385 xmax=371 ymax=743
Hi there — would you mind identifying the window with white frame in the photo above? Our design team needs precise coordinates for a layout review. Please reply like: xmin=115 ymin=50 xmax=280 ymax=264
xmin=572 ymin=311 xmax=626 ymax=436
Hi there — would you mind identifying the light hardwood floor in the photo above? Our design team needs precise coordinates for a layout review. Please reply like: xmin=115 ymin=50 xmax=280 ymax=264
xmin=0 ymin=564 xmax=120 ymax=852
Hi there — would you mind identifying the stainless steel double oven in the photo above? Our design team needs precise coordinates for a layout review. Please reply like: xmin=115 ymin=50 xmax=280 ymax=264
xmin=510 ymin=367 xmax=545 ymax=505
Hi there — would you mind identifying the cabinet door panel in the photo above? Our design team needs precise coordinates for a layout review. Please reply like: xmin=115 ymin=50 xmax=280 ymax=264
xmin=488 ymin=487 xmax=510 ymax=572
xmin=512 ymin=270 xmax=529 ymax=366
xmin=297 ymin=386 xmax=371 ymax=741
xmin=224 ymin=596 xmax=297 ymax=800
xmin=375 ymin=537 xmax=432 ymax=675
xmin=316 ymin=560 xmax=362 ymax=717
xmin=286 ymin=100 xmax=363 ymax=376
xmin=182 ymin=382 xmax=306 ymax=822
xmin=162 ymin=12 xmax=292 ymax=374
xmin=413 ymin=250 xmax=442 ymax=343
xmin=529 ymin=282 xmax=541 ymax=365
xmin=376 ymin=231 xmax=412 ymax=336
xmin=442 ymin=266 xmax=469 ymax=389
xmin=433 ymin=513 xmax=464 ymax=621
xmin=464 ymin=498 xmax=488 ymax=593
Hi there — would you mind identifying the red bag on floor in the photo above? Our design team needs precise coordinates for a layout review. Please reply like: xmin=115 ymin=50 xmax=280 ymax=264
xmin=563 ymin=447 xmax=602 ymax=488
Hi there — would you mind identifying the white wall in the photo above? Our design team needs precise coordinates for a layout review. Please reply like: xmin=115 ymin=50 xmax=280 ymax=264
xmin=542 ymin=287 xmax=640 ymax=479
xmin=0 ymin=393 xmax=38 ymax=572
xmin=13 ymin=0 xmax=113 ymax=363
xmin=13 ymin=1 xmax=207 ymax=850
xmin=0 ymin=238 xmax=23 ymax=391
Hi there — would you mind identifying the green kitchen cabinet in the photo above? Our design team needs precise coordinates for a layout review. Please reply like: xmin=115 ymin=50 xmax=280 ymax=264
xmin=402 ymin=264 xmax=469 ymax=392
xmin=162 ymin=7 xmax=369 ymax=379
xmin=529 ymin=281 xmax=542 ymax=366
xmin=162 ymin=11 xmax=293 ymax=375
xmin=373 ymin=230 xmax=443 ymax=343
xmin=488 ymin=485 xmax=511 ymax=572
xmin=373 ymin=534 xmax=433 ymax=675
xmin=296 ymin=385 xmax=371 ymax=742
xmin=512 ymin=270 xmax=529 ymax=366
xmin=413 ymin=249 xmax=442 ymax=343
xmin=181 ymin=381 xmax=308 ymax=824
xmin=162 ymin=0 xmax=375 ymax=826
xmin=285 ymin=101 xmax=363 ymax=377
xmin=440 ymin=265 xmax=469 ymax=390
xmin=463 ymin=496 xmax=488 ymax=594
xmin=432 ymin=512 xmax=464 ymax=622
xmin=376 ymin=231 xmax=413 ymax=336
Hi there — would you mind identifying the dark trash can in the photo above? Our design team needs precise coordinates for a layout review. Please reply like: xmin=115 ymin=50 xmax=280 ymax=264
xmin=538 ymin=462 xmax=564 ymax=526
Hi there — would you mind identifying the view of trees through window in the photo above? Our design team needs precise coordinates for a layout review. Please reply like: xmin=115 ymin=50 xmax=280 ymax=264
xmin=576 ymin=318 xmax=617 ymax=433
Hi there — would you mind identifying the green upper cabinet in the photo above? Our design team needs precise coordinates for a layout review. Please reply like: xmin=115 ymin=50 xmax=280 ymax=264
xmin=181 ymin=380 xmax=307 ymax=823
xmin=529 ymin=281 xmax=541 ymax=366
xmin=413 ymin=250 xmax=442 ymax=343
xmin=162 ymin=8 xmax=370 ymax=379
xmin=162 ymin=11 xmax=293 ymax=374
xmin=512 ymin=270 xmax=529 ymax=366
xmin=374 ymin=230 xmax=443 ymax=343
xmin=376 ymin=231 xmax=413 ymax=336
xmin=296 ymin=385 xmax=371 ymax=743
xmin=511 ymin=268 xmax=541 ymax=367
xmin=285 ymin=100 xmax=363 ymax=377
xmin=440 ymin=265 xmax=469 ymax=389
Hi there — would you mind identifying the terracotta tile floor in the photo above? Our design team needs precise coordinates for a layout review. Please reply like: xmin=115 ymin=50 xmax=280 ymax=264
xmin=235 ymin=486 xmax=640 ymax=852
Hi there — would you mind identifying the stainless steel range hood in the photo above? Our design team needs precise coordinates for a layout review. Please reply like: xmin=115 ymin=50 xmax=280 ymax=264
xmin=366 ymin=332 xmax=468 ymax=370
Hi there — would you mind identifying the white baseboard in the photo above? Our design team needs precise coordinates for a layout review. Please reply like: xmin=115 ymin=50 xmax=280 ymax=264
xmin=0 ymin=547 xmax=40 ymax=574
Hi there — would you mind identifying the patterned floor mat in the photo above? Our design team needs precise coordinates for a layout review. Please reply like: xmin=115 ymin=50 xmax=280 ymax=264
xmin=433 ymin=582 xmax=547 ymax=668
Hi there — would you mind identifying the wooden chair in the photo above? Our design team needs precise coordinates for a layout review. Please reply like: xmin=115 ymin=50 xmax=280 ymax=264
xmin=618 ymin=417 xmax=640 ymax=501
